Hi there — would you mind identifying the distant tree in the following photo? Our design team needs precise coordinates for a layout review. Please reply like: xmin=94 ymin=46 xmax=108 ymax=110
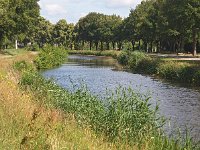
xmin=35 ymin=17 xmax=53 ymax=47
xmin=162 ymin=0 xmax=200 ymax=55
xmin=10 ymin=0 xmax=40 ymax=49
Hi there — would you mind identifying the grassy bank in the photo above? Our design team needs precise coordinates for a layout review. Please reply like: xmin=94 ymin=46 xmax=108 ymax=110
xmin=0 ymin=50 xmax=199 ymax=149
xmin=68 ymin=50 xmax=120 ymax=58
xmin=0 ymin=53 xmax=123 ymax=149
xmin=117 ymin=51 xmax=200 ymax=85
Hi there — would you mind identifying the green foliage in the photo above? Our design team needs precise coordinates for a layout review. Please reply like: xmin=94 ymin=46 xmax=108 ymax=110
xmin=13 ymin=60 xmax=34 ymax=72
xmin=136 ymin=57 xmax=160 ymax=74
xmin=128 ymin=51 xmax=147 ymax=70
xmin=117 ymin=51 xmax=129 ymax=65
xmin=69 ymin=50 xmax=120 ymax=58
xmin=18 ymin=63 xmax=158 ymax=144
xmin=16 ymin=61 xmax=199 ymax=149
xmin=117 ymin=51 xmax=200 ymax=85
xmin=157 ymin=61 xmax=200 ymax=84
xmin=26 ymin=43 xmax=40 ymax=51
xmin=118 ymin=51 xmax=156 ymax=73
xmin=34 ymin=45 xmax=67 ymax=69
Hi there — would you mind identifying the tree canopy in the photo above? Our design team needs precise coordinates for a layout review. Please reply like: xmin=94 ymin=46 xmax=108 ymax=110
xmin=0 ymin=0 xmax=199 ymax=54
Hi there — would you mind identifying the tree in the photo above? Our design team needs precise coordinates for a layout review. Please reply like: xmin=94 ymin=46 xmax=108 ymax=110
xmin=35 ymin=17 xmax=53 ymax=47
xmin=0 ymin=0 xmax=40 ymax=49
xmin=52 ymin=19 xmax=74 ymax=48
xmin=163 ymin=0 xmax=200 ymax=55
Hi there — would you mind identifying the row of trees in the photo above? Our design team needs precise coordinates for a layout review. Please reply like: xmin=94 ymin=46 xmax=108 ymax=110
xmin=0 ymin=0 xmax=199 ymax=54
xmin=75 ymin=0 xmax=200 ymax=55
xmin=0 ymin=0 xmax=40 ymax=49
xmin=0 ymin=0 xmax=75 ymax=50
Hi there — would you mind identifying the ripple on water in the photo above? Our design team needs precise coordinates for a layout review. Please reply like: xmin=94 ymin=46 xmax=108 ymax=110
xmin=42 ymin=55 xmax=200 ymax=141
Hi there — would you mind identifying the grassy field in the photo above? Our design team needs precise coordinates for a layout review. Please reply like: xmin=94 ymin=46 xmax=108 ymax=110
xmin=0 ymin=48 xmax=27 ymax=56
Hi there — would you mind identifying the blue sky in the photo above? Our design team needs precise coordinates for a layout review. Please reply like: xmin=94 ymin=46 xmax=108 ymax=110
xmin=38 ymin=0 xmax=142 ymax=24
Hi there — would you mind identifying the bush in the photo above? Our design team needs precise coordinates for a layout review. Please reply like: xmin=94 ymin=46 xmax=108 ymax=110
xmin=34 ymin=44 xmax=67 ymax=69
xmin=128 ymin=51 xmax=147 ymax=70
xmin=136 ymin=57 xmax=160 ymax=74
xmin=156 ymin=61 xmax=200 ymax=83
xmin=117 ymin=51 xmax=129 ymax=65
xmin=13 ymin=60 xmax=35 ymax=72
xmin=157 ymin=61 xmax=186 ymax=80
xmin=26 ymin=43 xmax=40 ymax=51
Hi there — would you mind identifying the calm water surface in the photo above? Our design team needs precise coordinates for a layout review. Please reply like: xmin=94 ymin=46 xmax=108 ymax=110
xmin=42 ymin=55 xmax=200 ymax=141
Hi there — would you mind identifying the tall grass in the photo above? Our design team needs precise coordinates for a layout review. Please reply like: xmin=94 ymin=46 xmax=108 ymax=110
xmin=13 ymin=60 xmax=199 ymax=149
xmin=0 ymin=53 xmax=124 ymax=149
xmin=117 ymin=51 xmax=200 ymax=85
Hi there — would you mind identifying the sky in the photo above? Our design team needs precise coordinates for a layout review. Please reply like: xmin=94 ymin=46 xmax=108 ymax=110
xmin=38 ymin=0 xmax=142 ymax=24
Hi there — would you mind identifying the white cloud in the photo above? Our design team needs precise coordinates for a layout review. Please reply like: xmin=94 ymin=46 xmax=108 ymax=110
xmin=45 ymin=4 xmax=67 ymax=15
xmin=105 ymin=0 xmax=141 ymax=8
xmin=39 ymin=0 xmax=142 ymax=23
xmin=80 ymin=12 xmax=87 ymax=18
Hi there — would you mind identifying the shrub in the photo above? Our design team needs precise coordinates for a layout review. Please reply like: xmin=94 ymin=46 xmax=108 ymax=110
xmin=34 ymin=44 xmax=67 ymax=69
xmin=117 ymin=51 xmax=129 ymax=65
xmin=128 ymin=51 xmax=147 ymax=70
xmin=13 ymin=60 xmax=35 ymax=72
xmin=26 ymin=43 xmax=40 ymax=51
xmin=136 ymin=57 xmax=160 ymax=74
xmin=157 ymin=61 xmax=191 ymax=81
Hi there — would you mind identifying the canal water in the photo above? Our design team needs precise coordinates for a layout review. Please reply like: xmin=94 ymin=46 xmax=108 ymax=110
xmin=42 ymin=55 xmax=200 ymax=141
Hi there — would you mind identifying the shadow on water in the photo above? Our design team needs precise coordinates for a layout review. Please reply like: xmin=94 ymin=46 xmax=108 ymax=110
xmin=42 ymin=55 xmax=200 ymax=141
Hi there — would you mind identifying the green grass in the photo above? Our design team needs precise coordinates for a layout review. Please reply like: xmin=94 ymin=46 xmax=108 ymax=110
xmin=117 ymin=51 xmax=200 ymax=85
xmin=0 ymin=48 xmax=27 ymax=56
xmin=13 ymin=60 xmax=199 ymax=149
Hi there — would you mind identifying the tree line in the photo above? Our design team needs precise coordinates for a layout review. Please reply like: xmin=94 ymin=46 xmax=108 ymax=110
xmin=0 ymin=0 xmax=199 ymax=55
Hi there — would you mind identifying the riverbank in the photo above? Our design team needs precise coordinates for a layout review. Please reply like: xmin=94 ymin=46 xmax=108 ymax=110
xmin=69 ymin=50 xmax=200 ymax=86
xmin=69 ymin=50 xmax=121 ymax=58
xmin=0 ymin=52 xmax=124 ymax=149
xmin=0 ymin=49 xmax=199 ymax=149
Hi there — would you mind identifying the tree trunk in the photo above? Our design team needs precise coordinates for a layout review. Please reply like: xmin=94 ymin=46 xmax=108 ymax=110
xmin=138 ymin=40 xmax=141 ymax=50
xmin=131 ymin=40 xmax=135 ymax=51
xmin=180 ymin=37 xmax=185 ymax=52
xmin=70 ymin=43 xmax=73 ymax=50
xmin=15 ymin=40 xmax=18 ymax=49
xmin=95 ymin=42 xmax=98 ymax=50
xmin=118 ymin=42 xmax=122 ymax=50
xmin=100 ymin=41 xmax=103 ymax=51
xmin=150 ymin=41 xmax=153 ymax=53
xmin=144 ymin=41 xmax=147 ymax=52
xmin=82 ymin=41 xmax=84 ymax=50
xmin=112 ymin=42 xmax=115 ymax=50
xmin=106 ymin=42 xmax=110 ymax=50
xmin=192 ymin=28 xmax=197 ymax=56
xmin=89 ymin=41 xmax=92 ymax=50
xmin=173 ymin=42 xmax=176 ymax=53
